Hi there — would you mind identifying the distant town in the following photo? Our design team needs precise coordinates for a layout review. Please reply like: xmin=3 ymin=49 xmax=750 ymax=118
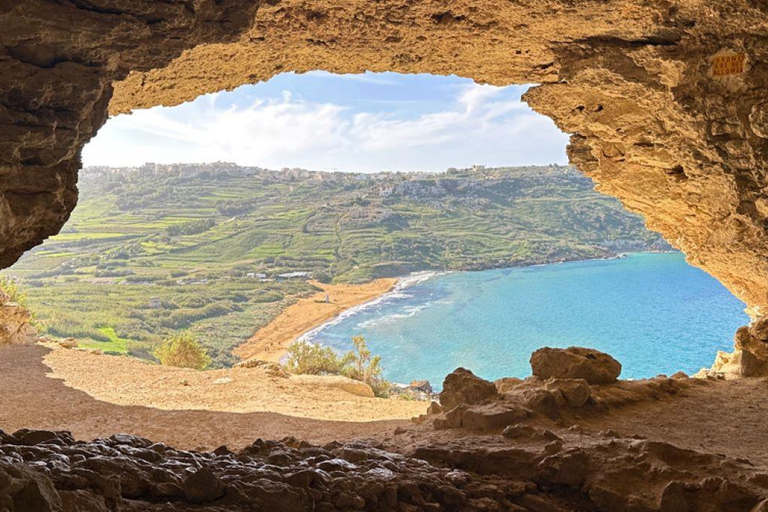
xmin=81 ymin=161 xmax=570 ymax=182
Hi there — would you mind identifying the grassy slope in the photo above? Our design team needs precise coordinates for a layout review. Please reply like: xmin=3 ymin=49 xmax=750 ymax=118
xmin=3 ymin=165 xmax=667 ymax=366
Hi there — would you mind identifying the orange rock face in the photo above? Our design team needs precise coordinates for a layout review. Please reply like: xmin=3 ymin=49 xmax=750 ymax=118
xmin=0 ymin=292 xmax=35 ymax=346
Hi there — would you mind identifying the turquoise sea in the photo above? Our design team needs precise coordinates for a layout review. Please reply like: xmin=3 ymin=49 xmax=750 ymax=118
xmin=304 ymin=253 xmax=749 ymax=388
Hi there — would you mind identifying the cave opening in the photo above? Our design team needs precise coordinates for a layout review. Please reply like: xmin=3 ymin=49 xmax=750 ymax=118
xmin=5 ymin=2 xmax=768 ymax=509
xmin=1 ymin=72 xmax=749 ymax=402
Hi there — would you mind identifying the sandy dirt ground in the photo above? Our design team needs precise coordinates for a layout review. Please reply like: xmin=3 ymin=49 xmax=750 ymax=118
xmin=5 ymin=343 xmax=768 ymax=467
xmin=0 ymin=344 xmax=424 ymax=451
xmin=235 ymin=278 xmax=397 ymax=362
xmin=43 ymin=344 xmax=426 ymax=421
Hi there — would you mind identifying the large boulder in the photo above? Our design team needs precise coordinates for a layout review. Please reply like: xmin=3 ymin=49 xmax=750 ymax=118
xmin=530 ymin=347 xmax=621 ymax=385
xmin=439 ymin=368 xmax=498 ymax=410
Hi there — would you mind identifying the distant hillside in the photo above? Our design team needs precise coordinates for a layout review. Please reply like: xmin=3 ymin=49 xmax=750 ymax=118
xmin=3 ymin=164 xmax=670 ymax=365
xmin=49 ymin=164 xmax=666 ymax=281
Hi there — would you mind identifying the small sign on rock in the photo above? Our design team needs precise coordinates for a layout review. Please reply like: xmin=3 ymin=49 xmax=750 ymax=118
xmin=711 ymin=53 xmax=747 ymax=77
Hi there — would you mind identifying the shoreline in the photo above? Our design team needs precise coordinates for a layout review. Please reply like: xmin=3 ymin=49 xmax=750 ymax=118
xmin=234 ymin=278 xmax=398 ymax=363
xmin=235 ymin=251 xmax=678 ymax=364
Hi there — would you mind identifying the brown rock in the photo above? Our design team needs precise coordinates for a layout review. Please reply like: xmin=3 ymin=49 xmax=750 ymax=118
xmin=736 ymin=318 xmax=768 ymax=377
xmin=427 ymin=402 xmax=443 ymax=415
xmin=461 ymin=402 xmax=530 ymax=431
xmin=439 ymin=368 xmax=498 ymax=411
xmin=183 ymin=466 xmax=225 ymax=504
xmin=58 ymin=338 xmax=78 ymax=350
xmin=545 ymin=378 xmax=592 ymax=407
xmin=495 ymin=377 xmax=524 ymax=394
xmin=0 ymin=464 xmax=62 ymax=512
xmin=530 ymin=347 xmax=621 ymax=384
xmin=234 ymin=358 xmax=289 ymax=378
xmin=0 ymin=296 xmax=35 ymax=347
xmin=409 ymin=379 xmax=432 ymax=394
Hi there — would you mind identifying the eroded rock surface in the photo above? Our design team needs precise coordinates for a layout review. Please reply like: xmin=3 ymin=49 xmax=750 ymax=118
xmin=0 ymin=1 xmax=259 ymax=268
xmin=432 ymin=360 xmax=694 ymax=430
xmin=439 ymin=367 xmax=499 ymax=411
xmin=0 ymin=429 xmax=559 ymax=511
xmin=705 ymin=315 xmax=768 ymax=378
xmin=3 ymin=418 xmax=767 ymax=512
xmin=0 ymin=292 xmax=35 ymax=346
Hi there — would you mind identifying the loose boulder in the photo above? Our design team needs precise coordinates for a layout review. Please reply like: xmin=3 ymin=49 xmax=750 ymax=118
xmin=530 ymin=347 xmax=621 ymax=385
xmin=440 ymin=368 xmax=498 ymax=410
xmin=409 ymin=380 xmax=432 ymax=394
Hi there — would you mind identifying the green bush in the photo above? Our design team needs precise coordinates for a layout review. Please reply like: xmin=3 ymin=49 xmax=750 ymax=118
xmin=154 ymin=332 xmax=211 ymax=370
xmin=284 ymin=336 xmax=390 ymax=397
xmin=285 ymin=340 xmax=352 ymax=375
xmin=346 ymin=335 xmax=390 ymax=398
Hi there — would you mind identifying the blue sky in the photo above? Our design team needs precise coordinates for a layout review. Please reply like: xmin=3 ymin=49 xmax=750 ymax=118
xmin=84 ymin=72 xmax=569 ymax=173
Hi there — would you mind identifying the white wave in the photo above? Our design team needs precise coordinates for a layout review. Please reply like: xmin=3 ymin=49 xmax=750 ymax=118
xmin=300 ymin=270 xmax=449 ymax=342
xmin=355 ymin=302 xmax=434 ymax=328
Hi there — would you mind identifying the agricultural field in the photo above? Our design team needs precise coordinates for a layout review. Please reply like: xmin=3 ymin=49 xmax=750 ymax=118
xmin=2 ymin=164 xmax=668 ymax=367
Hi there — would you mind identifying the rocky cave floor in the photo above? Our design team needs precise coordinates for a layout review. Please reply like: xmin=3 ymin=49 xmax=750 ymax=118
xmin=2 ymin=345 xmax=768 ymax=511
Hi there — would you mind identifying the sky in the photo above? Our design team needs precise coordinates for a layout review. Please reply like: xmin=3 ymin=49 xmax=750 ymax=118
xmin=83 ymin=72 xmax=570 ymax=173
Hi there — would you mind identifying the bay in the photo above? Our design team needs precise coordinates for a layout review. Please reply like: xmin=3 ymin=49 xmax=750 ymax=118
xmin=305 ymin=253 xmax=749 ymax=387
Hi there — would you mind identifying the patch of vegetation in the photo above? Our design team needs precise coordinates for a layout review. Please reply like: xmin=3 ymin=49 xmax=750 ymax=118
xmin=77 ymin=327 xmax=129 ymax=355
xmin=285 ymin=336 xmax=390 ymax=397
xmin=154 ymin=332 xmax=212 ymax=370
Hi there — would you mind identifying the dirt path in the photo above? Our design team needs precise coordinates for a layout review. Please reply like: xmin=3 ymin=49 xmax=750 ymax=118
xmin=235 ymin=278 xmax=397 ymax=362
xmin=0 ymin=345 xmax=422 ymax=451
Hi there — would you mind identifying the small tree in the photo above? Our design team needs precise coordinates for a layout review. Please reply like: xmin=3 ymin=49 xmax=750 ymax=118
xmin=285 ymin=336 xmax=390 ymax=397
xmin=344 ymin=335 xmax=390 ymax=398
xmin=285 ymin=340 xmax=351 ymax=375
xmin=154 ymin=332 xmax=211 ymax=370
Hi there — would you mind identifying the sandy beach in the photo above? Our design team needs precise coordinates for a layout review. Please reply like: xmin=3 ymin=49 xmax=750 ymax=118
xmin=234 ymin=278 xmax=398 ymax=362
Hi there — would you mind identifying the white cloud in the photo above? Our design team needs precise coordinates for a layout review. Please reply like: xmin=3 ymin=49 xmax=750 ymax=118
xmin=83 ymin=79 xmax=568 ymax=172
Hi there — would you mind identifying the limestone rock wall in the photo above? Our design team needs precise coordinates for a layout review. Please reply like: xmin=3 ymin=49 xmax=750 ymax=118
xmin=0 ymin=1 xmax=259 ymax=269
xmin=2 ymin=0 xmax=768 ymax=318
xmin=0 ymin=291 xmax=35 ymax=346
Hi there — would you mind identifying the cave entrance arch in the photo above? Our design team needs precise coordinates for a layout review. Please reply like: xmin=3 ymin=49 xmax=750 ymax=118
xmin=2 ymin=1 xmax=768 ymax=374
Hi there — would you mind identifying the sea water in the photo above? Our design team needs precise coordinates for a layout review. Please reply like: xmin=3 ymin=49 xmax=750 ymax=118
xmin=304 ymin=253 xmax=749 ymax=388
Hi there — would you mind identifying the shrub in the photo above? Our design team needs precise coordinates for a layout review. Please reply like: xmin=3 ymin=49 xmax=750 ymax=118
xmin=346 ymin=335 xmax=390 ymax=398
xmin=154 ymin=332 xmax=211 ymax=370
xmin=285 ymin=340 xmax=351 ymax=375
xmin=284 ymin=336 xmax=391 ymax=398
xmin=166 ymin=218 xmax=215 ymax=237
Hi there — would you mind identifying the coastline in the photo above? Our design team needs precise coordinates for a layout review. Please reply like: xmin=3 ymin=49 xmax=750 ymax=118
xmin=234 ymin=278 xmax=398 ymax=363
xmin=235 ymin=251 xmax=678 ymax=365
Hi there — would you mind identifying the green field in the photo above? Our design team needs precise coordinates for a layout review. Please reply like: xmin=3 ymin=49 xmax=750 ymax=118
xmin=2 ymin=164 xmax=668 ymax=367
